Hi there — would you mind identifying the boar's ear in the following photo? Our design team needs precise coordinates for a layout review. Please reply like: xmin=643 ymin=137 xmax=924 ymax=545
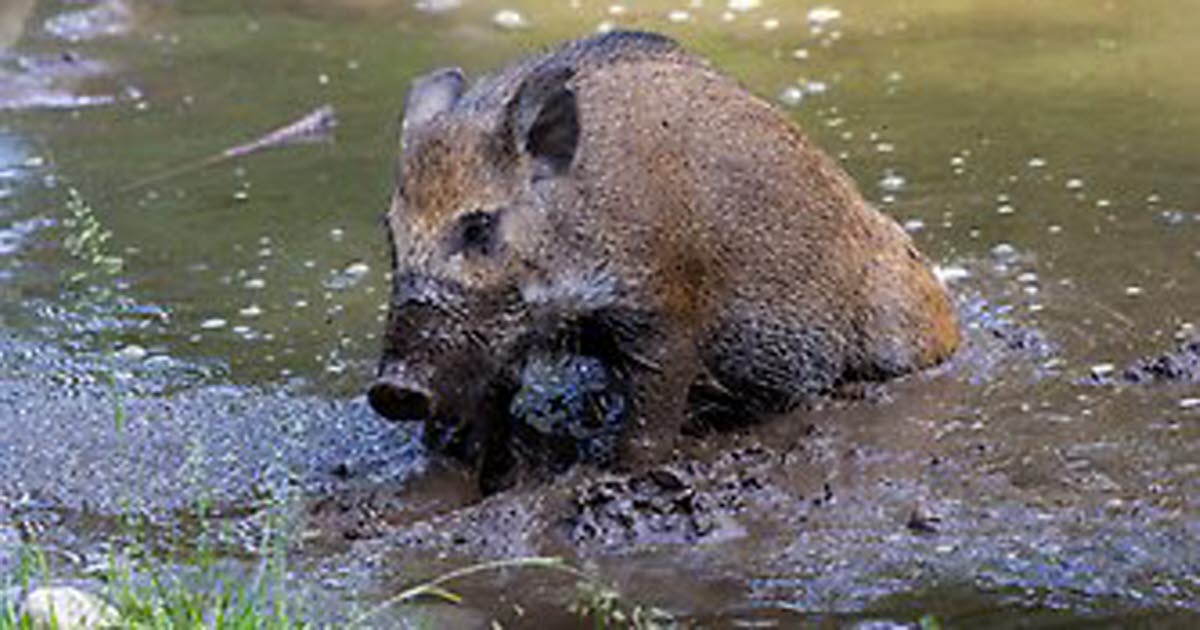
xmin=503 ymin=65 xmax=580 ymax=177
xmin=401 ymin=67 xmax=465 ymax=150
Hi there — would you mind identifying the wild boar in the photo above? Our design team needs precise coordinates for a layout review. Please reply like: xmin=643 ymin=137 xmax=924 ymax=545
xmin=369 ymin=31 xmax=958 ymax=492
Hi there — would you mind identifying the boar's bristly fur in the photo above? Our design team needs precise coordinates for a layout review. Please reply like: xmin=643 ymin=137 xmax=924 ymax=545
xmin=370 ymin=31 xmax=959 ymax=493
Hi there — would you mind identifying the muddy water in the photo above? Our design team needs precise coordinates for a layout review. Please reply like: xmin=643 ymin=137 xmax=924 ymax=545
xmin=1 ymin=0 xmax=1198 ymax=626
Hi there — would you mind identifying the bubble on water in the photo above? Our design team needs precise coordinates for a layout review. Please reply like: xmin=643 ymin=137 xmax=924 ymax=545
xmin=1095 ymin=198 xmax=1111 ymax=209
xmin=232 ymin=190 xmax=249 ymax=202
xmin=239 ymin=304 xmax=263 ymax=318
xmin=1028 ymin=157 xmax=1047 ymax=168
xmin=115 ymin=344 xmax=147 ymax=361
xmin=1158 ymin=210 xmax=1187 ymax=225
xmin=200 ymin=318 xmax=227 ymax=330
xmin=492 ymin=9 xmax=527 ymax=30
xmin=1065 ymin=178 xmax=1084 ymax=191
xmin=667 ymin=10 xmax=691 ymax=23
xmin=324 ymin=262 xmax=370 ymax=290
xmin=1048 ymin=224 xmax=1063 ymax=234
xmin=950 ymin=156 xmax=965 ymax=167
xmin=878 ymin=170 xmax=906 ymax=192
xmin=778 ymin=86 xmax=805 ymax=107
xmin=243 ymin=278 xmax=265 ymax=290
xmin=804 ymin=80 xmax=829 ymax=95
xmin=728 ymin=0 xmax=761 ymax=12
xmin=792 ymin=48 xmax=810 ymax=60
xmin=414 ymin=0 xmax=462 ymax=13
xmin=997 ymin=204 xmax=1015 ymax=215
xmin=991 ymin=243 xmax=1016 ymax=258
xmin=933 ymin=265 xmax=969 ymax=283
xmin=807 ymin=6 xmax=842 ymax=26
xmin=902 ymin=219 xmax=924 ymax=233
xmin=1090 ymin=363 xmax=1115 ymax=378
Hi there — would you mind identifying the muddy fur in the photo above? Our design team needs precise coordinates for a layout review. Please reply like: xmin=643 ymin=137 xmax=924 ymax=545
xmin=372 ymin=31 xmax=958 ymax=491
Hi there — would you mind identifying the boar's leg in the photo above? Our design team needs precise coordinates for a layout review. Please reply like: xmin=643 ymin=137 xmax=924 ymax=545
xmin=695 ymin=315 xmax=850 ymax=422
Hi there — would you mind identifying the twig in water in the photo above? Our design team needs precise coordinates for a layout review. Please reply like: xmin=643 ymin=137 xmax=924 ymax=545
xmin=348 ymin=556 xmax=586 ymax=627
xmin=116 ymin=104 xmax=337 ymax=195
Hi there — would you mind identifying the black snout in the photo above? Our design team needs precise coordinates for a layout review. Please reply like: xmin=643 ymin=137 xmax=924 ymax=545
xmin=368 ymin=377 xmax=434 ymax=421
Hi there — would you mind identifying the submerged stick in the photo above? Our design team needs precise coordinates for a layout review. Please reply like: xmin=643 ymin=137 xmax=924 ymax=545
xmin=115 ymin=104 xmax=337 ymax=195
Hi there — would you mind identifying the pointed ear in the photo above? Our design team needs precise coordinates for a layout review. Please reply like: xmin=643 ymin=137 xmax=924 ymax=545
xmin=504 ymin=65 xmax=580 ymax=176
xmin=401 ymin=67 xmax=464 ymax=150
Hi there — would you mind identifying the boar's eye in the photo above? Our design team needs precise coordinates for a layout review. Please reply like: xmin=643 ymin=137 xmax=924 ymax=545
xmin=454 ymin=210 xmax=498 ymax=256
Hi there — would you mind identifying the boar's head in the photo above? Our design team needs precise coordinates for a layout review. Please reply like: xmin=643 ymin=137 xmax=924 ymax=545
xmin=368 ymin=65 xmax=626 ymax=474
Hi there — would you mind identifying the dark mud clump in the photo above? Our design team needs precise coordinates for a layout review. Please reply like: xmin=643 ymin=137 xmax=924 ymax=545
xmin=564 ymin=446 xmax=789 ymax=548
xmin=568 ymin=469 xmax=730 ymax=546
xmin=1085 ymin=337 xmax=1200 ymax=386
xmin=1119 ymin=338 xmax=1200 ymax=384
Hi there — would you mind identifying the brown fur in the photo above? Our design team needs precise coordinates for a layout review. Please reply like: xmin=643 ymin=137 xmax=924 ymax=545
xmin=373 ymin=31 xmax=959 ymax=485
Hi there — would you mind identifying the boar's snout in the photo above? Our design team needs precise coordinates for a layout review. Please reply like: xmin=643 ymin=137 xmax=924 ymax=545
xmin=368 ymin=362 xmax=436 ymax=422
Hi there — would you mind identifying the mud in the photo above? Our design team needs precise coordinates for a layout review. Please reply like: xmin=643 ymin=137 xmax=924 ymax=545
xmin=1112 ymin=338 xmax=1200 ymax=385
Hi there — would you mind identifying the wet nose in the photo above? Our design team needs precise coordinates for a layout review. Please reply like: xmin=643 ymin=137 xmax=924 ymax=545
xmin=368 ymin=373 xmax=434 ymax=422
